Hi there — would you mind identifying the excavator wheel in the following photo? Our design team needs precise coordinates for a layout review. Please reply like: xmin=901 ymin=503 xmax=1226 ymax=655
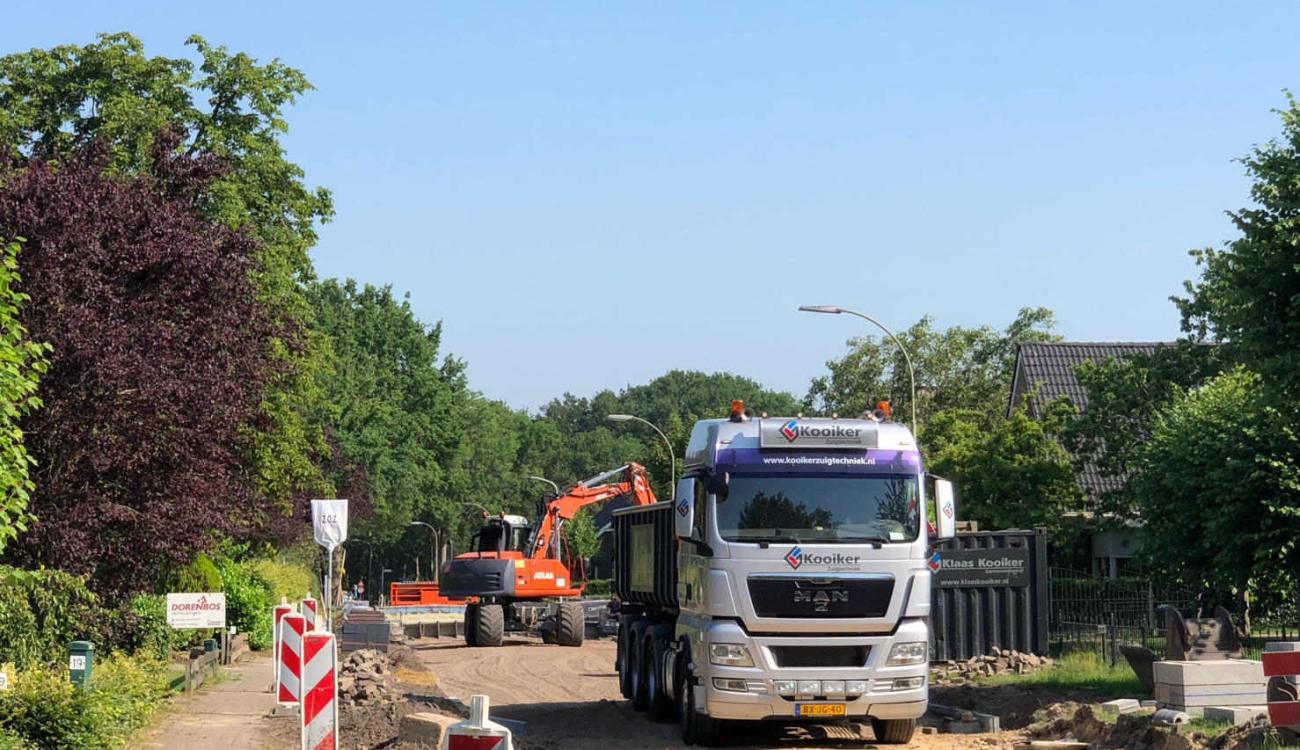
xmin=476 ymin=603 xmax=505 ymax=647
xmin=556 ymin=601 xmax=585 ymax=647
xmin=541 ymin=627 xmax=558 ymax=645
xmin=464 ymin=603 xmax=479 ymax=647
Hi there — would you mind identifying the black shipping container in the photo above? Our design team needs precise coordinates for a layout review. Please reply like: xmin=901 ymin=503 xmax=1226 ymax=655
xmin=930 ymin=528 xmax=1049 ymax=660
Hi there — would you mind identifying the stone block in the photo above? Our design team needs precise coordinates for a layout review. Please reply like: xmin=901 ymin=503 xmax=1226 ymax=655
xmin=1101 ymin=699 xmax=1142 ymax=715
xmin=1202 ymin=706 xmax=1268 ymax=725
xmin=1154 ymin=683 xmax=1267 ymax=708
xmin=1265 ymin=643 xmax=1300 ymax=652
xmin=1152 ymin=660 xmax=1263 ymax=686
xmin=1141 ymin=700 xmax=1159 ymax=708
xmin=400 ymin=712 xmax=460 ymax=747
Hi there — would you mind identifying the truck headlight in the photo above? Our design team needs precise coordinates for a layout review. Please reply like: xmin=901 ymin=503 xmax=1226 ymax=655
xmin=709 ymin=643 xmax=755 ymax=667
xmin=885 ymin=642 xmax=928 ymax=666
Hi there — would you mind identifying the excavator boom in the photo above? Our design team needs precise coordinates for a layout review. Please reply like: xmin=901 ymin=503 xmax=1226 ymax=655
xmin=527 ymin=462 xmax=657 ymax=559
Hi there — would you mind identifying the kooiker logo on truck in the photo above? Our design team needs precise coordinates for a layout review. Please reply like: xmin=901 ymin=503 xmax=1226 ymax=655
xmin=785 ymin=547 xmax=862 ymax=569
xmin=780 ymin=420 xmax=863 ymax=443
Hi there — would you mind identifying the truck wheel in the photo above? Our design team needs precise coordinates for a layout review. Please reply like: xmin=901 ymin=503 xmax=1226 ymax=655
xmin=629 ymin=622 xmax=651 ymax=711
xmin=556 ymin=601 xmax=584 ymax=647
xmin=678 ymin=661 xmax=722 ymax=746
xmin=617 ymin=616 xmax=643 ymax=699
xmin=464 ymin=604 xmax=479 ymax=647
xmin=476 ymin=603 xmax=505 ymax=647
xmin=645 ymin=635 xmax=673 ymax=721
xmin=871 ymin=718 xmax=916 ymax=744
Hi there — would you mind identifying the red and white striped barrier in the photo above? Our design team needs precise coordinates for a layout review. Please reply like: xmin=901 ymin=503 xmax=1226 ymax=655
xmin=301 ymin=595 xmax=319 ymax=632
xmin=301 ymin=632 xmax=339 ymax=750
xmin=441 ymin=694 xmax=513 ymax=750
xmin=272 ymin=603 xmax=294 ymax=693
xmin=278 ymin=612 xmax=306 ymax=705
xmin=1264 ymin=650 xmax=1300 ymax=728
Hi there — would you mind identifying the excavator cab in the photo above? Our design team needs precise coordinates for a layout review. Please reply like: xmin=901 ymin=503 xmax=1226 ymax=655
xmin=472 ymin=514 xmax=532 ymax=554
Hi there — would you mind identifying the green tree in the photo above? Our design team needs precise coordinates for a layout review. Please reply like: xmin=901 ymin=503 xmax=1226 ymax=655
xmin=925 ymin=401 xmax=1081 ymax=532
xmin=0 ymin=32 xmax=334 ymax=517
xmin=807 ymin=307 xmax=1060 ymax=431
xmin=1175 ymin=94 xmax=1300 ymax=401
xmin=0 ymin=240 xmax=47 ymax=554
xmin=1130 ymin=369 xmax=1300 ymax=631
xmin=307 ymin=280 xmax=466 ymax=544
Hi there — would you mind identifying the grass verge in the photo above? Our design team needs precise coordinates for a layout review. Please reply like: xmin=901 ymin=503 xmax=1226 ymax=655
xmin=977 ymin=651 xmax=1145 ymax=696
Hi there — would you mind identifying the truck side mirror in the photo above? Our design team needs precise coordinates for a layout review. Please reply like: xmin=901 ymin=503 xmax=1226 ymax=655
xmin=934 ymin=478 xmax=957 ymax=540
xmin=674 ymin=478 xmax=695 ymax=539
xmin=704 ymin=471 xmax=729 ymax=501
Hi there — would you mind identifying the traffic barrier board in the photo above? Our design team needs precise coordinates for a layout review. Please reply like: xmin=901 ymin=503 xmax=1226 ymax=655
xmin=301 ymin=631 xmax=338 ymax=750
xmin=272 ymin=603 xmax=294 ymax=693
xmin=278 ymin=613 xmax=306 ymax=705
xmin=301 ymin=596 xmax=319 ymax=632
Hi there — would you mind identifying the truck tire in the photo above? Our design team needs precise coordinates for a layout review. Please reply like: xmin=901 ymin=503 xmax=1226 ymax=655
xmin=677 ymin=658 xmax=722 ymax=746
xmin=475 ymin=603 xmax=505 ymax=647
xmin=629 ymin=621 xmax=651 ymax=711
xmin=871 ymin=718 xmax=916 ymax=744
xmin=644 ymin=635 xmax=674 ymax=721
xmin=464 ymin=604 xmax=479 ymax=647
xmin=617 ymin=616 xmax=644 ymax=699
xmin=556 ymin=601 xmax=584 ymax=647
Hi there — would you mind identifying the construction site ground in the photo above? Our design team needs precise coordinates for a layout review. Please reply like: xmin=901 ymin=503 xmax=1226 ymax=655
xmin=135 ymin=635 xmax=1295 ymax=750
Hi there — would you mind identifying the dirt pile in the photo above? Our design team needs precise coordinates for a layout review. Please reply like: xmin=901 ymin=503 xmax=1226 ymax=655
xmin=933 ymin=647 xmax=1056 ymax=684
xmin=1027 ymin=705 xmax=1282 ymax=750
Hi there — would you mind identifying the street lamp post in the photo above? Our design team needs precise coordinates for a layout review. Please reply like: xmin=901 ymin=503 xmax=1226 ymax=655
xmin=347 ymin=537 xmax=376 ymax=603
xmin=525 ymin=475 xmax=561 ymax=495
xmin=409 ymin=521 xmax=439 ymax=581
xmin=380 ymin=568 xmax=394 ymax=607
xmin=798 ymin=305 xmax=918 ymax=436
xmin=607 ymin=414 xmax=675 ymax=489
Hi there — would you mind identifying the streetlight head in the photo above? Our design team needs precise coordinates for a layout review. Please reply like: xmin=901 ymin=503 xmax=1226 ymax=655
xmin=798 ymin=305 xmax=842 ymax=314
xmin=606 ymin=414 xmax=634 ymax=422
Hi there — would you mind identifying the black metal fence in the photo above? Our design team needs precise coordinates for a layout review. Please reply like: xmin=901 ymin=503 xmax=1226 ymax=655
xmin=1047 ymin=567 xmax=1300 ymax=663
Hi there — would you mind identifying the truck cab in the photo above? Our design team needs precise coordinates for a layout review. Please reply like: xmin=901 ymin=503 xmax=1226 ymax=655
xmin=612 ymin=403 xmax=956 ymax=745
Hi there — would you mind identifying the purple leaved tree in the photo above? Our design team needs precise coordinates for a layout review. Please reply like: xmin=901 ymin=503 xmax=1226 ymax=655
xmin=0 ymin=131 xmax=279 ymax=596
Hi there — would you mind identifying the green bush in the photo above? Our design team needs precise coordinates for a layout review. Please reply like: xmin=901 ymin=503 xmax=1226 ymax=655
xmin=248 ymin=558 xmax=315 ymax=605
xmin=0 ymin=654 xmax=171 ymax=750
xmin=583 ymin=579 xmax=612 ymax=598
xmin=0 ymin=731 xmax=33 ymax=750
xmin=0 ymin=567 xmax=100 ymax=669
xmin=163 ymin=554 xmax=223 ymax=595
xmin=111 ymin=595 xmax=194 ymax=660
xmin=216 ymin=559 xmax=272 ymax=650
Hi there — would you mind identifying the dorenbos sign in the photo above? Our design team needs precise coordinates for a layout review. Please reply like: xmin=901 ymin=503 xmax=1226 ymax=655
xmin=166 ymin=592 xmax=227 ymax=629
xmin=932 ymin=548 xmax=1029 ymax=588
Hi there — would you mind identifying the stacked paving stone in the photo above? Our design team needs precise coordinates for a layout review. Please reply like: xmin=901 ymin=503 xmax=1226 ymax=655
xmin=338 ymin=648 xmax=399 ymax=706
xmin=931 ymin=647 xmax=1055 ymax=685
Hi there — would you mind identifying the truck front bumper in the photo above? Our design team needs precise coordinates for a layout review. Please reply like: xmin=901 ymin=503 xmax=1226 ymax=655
xmin=699 ymin=619 xmax=930 ymax=722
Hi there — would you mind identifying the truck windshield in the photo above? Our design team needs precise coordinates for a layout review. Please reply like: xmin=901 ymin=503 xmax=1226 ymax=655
xmin=716 ymin=474 xmax=920 ymax=544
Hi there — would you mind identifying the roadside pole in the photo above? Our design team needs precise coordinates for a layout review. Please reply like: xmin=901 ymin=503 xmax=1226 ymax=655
xmin=311 ymin=499 xmax=348 ymax=632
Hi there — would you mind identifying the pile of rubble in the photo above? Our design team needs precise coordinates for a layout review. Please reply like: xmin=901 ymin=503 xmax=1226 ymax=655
xmin=931 ymin=648 xmax=1055 ymax=684
xmin=339 ymin=648 xmax=401 ymax=706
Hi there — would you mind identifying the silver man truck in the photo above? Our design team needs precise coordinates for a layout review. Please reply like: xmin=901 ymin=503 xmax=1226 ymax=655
xmin=612 ymin=401 xmax=956 ymax=746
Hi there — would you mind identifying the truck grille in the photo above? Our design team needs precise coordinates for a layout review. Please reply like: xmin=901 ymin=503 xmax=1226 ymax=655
xmin=747 ymin=576 xmax=894 ymax=618
xmin=769 ymin=645 xmax=870 ymax=668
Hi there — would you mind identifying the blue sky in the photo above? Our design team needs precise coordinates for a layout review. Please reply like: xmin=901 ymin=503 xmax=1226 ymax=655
xmin=7 ymin=1 xmax=1298 ymax=409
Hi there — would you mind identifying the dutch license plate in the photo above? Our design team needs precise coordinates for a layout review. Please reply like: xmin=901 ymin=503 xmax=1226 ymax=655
xmin=795 ymin=703 xmax=846 ymax=717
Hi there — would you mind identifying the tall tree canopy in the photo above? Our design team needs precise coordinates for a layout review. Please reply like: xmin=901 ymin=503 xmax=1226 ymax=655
xmin=0 ymin=135 xmax=276 ymax=593
xmin=0 ymin=32 xmax=334 ymax=516
xmin=807 ymin=307 xmax=1060 ymax=430
xmin=307 ymin=280 xmax=467 ymax=543
xmin=1176 ymin=93 xmax=1300 ymax=401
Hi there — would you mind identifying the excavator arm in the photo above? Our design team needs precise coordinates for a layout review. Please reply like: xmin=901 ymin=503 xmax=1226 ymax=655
xmin=527 ymin=462 xmax=658 ymax=560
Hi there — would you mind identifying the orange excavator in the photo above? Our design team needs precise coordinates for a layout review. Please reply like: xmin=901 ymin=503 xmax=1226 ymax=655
xmin=439 ymin=462 xmax=658 ymax=647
